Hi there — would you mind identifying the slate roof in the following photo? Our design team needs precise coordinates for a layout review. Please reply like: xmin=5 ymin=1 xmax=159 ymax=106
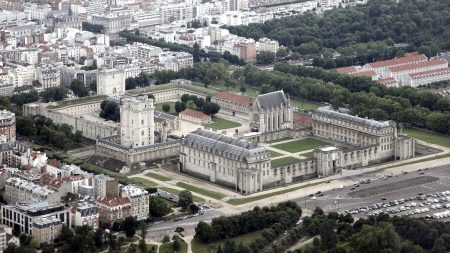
xmin=314 ymin=107 xmax=395 ymax=129
xmin=256 ymin=90 xmax=289 ymax=109
xmin=182 ymin=129 xmax=268 ymax=162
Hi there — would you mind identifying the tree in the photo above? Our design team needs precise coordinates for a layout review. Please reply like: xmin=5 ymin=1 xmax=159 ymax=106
xmin=70 ymin=79 xmax=89 ymax=97
xmin=162 ymin=103 xmax=171 ymax=113
xmin=256 ymin=51 xmax=276 ymax=65
xmin=223 ymin=240 xmax=236 ymax=253
xmin=162 ymin=235 xmax=171 ymax=243
xmin=178 ymin=190 xmax=193 ymax=209
xmin=240 ymin=86 xmax=246 ymax=93
xmin=99 ymin=100 xmax=120 ymax=122
xmin=172 ymin=239 xmax=181 ymax=252
xmin=202 ymin=102 xmax=220 ymax=116
xmin=122 ymin=217 xmax=138 ymax=238
xmin=195 ymin=97 xmax=205 ymax=109
xmin=175 ymin=101 xmax=184 ymax=113
xmin=90 ymin=80 xmax=97 ymax=92
xmin=186 ymin=100 xmax=196 ymax=109
xmin=149 ymin=196 xmax=171 ymax=217
xmin=193 ymin=42 xmax=201 ymax=62
xmin=181 ymin=94 xmax=190 ymax=103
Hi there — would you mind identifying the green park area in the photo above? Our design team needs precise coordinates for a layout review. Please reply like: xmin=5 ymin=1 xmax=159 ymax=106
xmin=271 ymin=156 xmax=301 ymax=166
xmin=266 ymin=137 xmax=292 ymax=144
xmin=155 ymin=102 xmax=177 ymax=115
xmin=129 ymin=177 xmax=158 ymax=188
xmin=204 ymin=117 xmax=241 ymax=130
xmin=404 ymin=127 xmax=450 ymax=148
xmin=272 ymin=138 xmax=328 ymax=153
xmin=301 ymin=152 xmax=314 ymax=158
xmin=270 ymin=150 xmax=283 ymax=158
xmin=290 ymin=98 xmax=322 ymax=111
xmin=159 ymin=241 xmax=188 ymax=253
xmin=176 ymin=182 xmax=226 ymax=200
xmin=191 ymin=231 xmax=263 ymax=253
xmin=145 ymin=172 xmax=172 ymax=181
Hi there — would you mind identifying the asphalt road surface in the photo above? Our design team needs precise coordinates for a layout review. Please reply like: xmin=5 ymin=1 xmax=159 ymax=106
xmin=296 ymin=165 xmax=450 ymax=219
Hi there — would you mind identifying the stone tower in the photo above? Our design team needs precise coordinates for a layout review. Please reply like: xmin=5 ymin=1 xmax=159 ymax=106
xmin=120 ymin=96 xmax=155 ymax=148
xmin=97 ymin=68 xmax=125 ymax=96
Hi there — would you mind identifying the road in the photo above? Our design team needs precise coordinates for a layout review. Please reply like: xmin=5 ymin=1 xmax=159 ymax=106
xmin=147 ymin=209 xmax=223 ymax=239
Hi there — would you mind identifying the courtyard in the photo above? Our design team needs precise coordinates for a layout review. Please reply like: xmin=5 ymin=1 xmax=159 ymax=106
xmin=204 ymin=116 xmax=242 ymax=130
xmin=271 ymin=138 xmax=328 ymax=153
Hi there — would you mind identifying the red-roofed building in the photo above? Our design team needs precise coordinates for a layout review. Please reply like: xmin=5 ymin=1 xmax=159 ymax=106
xmin=179 ymin=109 xmax=211 ymax=125
xmin=363 ymin=53 xmax=428 ymax=77
xmin=212 ymin=91 xmax=254 ymax=120
xmin=376 ymin=77 xmax=398 ymax=87
xmin=353 ymin=70 xmax=379 ymax=80
xmin=404 ymin=67 xmax=450 ymax=87
xmin=387 ymin=59 xmax=448 ymax=84
xmin=96 ymin=197 xmax=131 ymax=223
xmin=335 ymin=66 xmax=358 ymax=74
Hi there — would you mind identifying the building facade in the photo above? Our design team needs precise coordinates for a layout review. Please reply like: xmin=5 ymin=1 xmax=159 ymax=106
xmin=121 ymin=185 xmax=149 ymax=221
xmin=97 ymin=68 xmax=125 ymax=95
xmin=120 ymin=96 xmax=155 ymax=148
xmin=0 ymin=110 xmax=15 ymax=142
xmin=250 ymin=90 xmax=293 ymax=133
xmin=96 ymin=197 xmax=131 ymax=223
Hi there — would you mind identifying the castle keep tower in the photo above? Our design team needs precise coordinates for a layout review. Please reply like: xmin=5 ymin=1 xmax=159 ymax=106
xmin=120 ymin=96 xmax=155 ymax=148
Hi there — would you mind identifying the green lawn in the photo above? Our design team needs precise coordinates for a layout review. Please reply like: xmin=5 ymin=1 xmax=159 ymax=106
xmin=198 ymin=82 xmax=259 ymax=97
xmin=129 ymin=177 xmax=158 ymax=188
xmin=271 ymin=156 xmax=301 ymax=166
xmin=160 ymin=187 xmax=205 ymax=203
xmin=191 ymin=231 xmax=263 ymax=253
xmin=291 ymin=98 xmax=322 ymax=111
xmin=176 ymin=182 xmax=226 ymax=200
xmin=270 ymin=150 xmax=283 ymax=158
xmin=160 ymin=241 xmax=188 ymax=253
xmin=204 ymin=117 xmax=241 ymax=130
xmin=301 ymin=151 xmax=314 ymax=158
xmin=266 ymin=137 xmax=292 ymax=144
xmin=272 ymin=138 xmax=328 ymax=153
xmin=145 ymin=172 xmax=172 ymax=181
xmin=404 ymin=127 xmax=450 ymax=148
xmin=155 ymin=102 xmax=177 ymax=115
xmin=226 ymin=181 xmax=323 ymax=205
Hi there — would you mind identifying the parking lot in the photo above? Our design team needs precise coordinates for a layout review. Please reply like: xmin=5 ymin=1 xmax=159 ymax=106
xmin=299 ymin=165 xmax=450 ymax=220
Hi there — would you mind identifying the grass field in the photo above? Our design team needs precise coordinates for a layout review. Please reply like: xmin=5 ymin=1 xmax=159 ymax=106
xmin=160 ymin=187 xmax=205 ymax=203
xmin=404 ymin=127 xmax=450 ymax=148
xmin=204 ymin=117 xmax=241 ymax=130
xmin=191 ymin=231 xmax=263 ymax=253
xmin=226 ymin=181 xmax=323 ymax=205
xmin=203 ymin=83 xmax=259 ymax=97
xmin=176 ymin=182 xmax=226 ymax=200
xmin=291 ymin=98 xmax=322 ymax=111
xmin=271 ymin=156 xmax=301 ymax=166
xmin=145 ymin=172 xmax=172 ymax=181
xmin=159 ymin=241 xmax=188 ymax=253
xmin=270 ymin=150 xmax=283 ymax=158
xmin=272 ymin=138 xmax=328 ymax=153
xmin=155 ymin=102 xmax=177 ymax=115
xmin=301 ymin=152 xmax=314 ymax=158
xmin=129 ymin=177 xmax=158 ymax=188
xmin=266 ymin=137 xmax=292 ymax=144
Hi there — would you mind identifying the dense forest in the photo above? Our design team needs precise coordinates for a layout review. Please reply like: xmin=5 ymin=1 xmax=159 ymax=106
xmin=227 ymin=0 xmax=450 ymax=67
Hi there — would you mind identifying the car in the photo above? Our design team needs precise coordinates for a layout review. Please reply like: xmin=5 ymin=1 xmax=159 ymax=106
xmin=319 ymin=193 xmax=324 ymax=197
xmin=355 ymin=184 xmax=360 ymax=187
xmin=296 ymin=219 xmax=303 ymax=226
xmin=283 ymin=231 xmax=288 ymax=235
xmin=311 ymin=196 xmax=317 ymax=200
xmin=316 ymin=191 xmax=322 ymax=195
xmin=402 ymin=171 xmax=408 ymax=174
xmin=308 ymin=194 xmax=314 ymax=197
xmin=419 ymin=171 xmax=425 ymax=175
xmin=350 ymin=187 xmax=355 ymax=190
xmin=381 ymin=197 xmax=387 ymax=201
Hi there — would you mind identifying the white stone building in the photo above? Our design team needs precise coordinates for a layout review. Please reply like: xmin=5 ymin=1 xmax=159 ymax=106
xmin=250 ymin=90 xmax=293 ymax=133
xmin=97 ymin=68 xmax=125 ymax=95
xmin=120 ymin=96 xmax=155 ymax=148
xmin=36 ymin=64 xmax=61 ymax=89
xmin=121 ymin=185 xmax=149 ymax=221
xmin=72 ymin=202 xmax=99 ymax=229
xmin=256 ymin=37 xmax=280 ymax=54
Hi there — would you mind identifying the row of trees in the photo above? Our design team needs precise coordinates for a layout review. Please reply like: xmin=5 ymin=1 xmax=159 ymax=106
xmin=227 ymin=0 xmax=450 ymax=66
xmin=294 ymin=207 xmax=450 ymax=253
xmin=179 ymin=94 xmax=220 ymax=116
xmin=82 ymin=22 xmax=105 ymax=34
xmin=16 ymin=115 xmax=84 ymax=150
xmin=195 ymin=201 xmax=301 ymax=243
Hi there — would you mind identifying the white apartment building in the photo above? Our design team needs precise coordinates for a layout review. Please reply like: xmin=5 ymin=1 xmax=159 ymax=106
xmin=160 ymin=3 xmax=194 ymax=24
xmin=73 ymin=202 xmax=99 ymax=229
xmin=36 ymin=64 xmax=61 ymax=89
xmin=22 ymin=3 xmax=52 ymax=20
xmin=8 ymin=65 xmax=36 ymax=87
xmin=121 ymin=185 xmax=149 ymax=221
xmin=131 ymin=43 xmax=162 ymax=59
xmin=91 ymin=14 xmax=132 ymax=34
xmin=4 ymin=177 xmax=60 ymax=205
xmin=87 ymin=0 xmax=107 ymax=15
xmin=159 ymin=51 xmax=194 ymax=72
xmin=256 ymin=37 xmax=280 ymax=54
xmin=0 ymin=10 xmax=28 ymax=28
